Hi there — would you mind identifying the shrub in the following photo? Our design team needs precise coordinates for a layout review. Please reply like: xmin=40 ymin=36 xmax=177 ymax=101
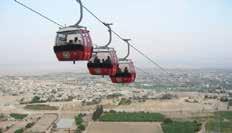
xmin=6 ymin=126 xmax=10 ymax=130
xmin=25 ymin=122 xmax=34 ymax=128
xmin=118 ymin=98 xmax=131 ymax=105
xmin=160 ymin=94 xmax=175 ymax=100
xmin=163 ymin=118 xmax=173 ymax=124
xmin=220 ymin=96 xmax=228 ymax=102
xmin=109 ymin=110 xmax=116 ymax=113
xmin=0 ymin=114 xmax=6 ymax=121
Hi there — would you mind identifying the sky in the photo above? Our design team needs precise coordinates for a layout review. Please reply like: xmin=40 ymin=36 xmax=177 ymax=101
xmin=0 ymin=0 xmax=232 ymax=73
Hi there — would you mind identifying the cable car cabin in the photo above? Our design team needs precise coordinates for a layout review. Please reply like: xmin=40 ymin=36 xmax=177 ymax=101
xmin=53 ymin=27 xmax=93 ymax=61
xmin=87 ymin=48 xmax=118 ymax=76
xmin=110 ymin=59 xmax=136 ymax=83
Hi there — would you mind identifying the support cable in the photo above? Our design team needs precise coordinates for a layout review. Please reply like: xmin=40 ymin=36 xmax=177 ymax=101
xmin=14 ymin=0 xmax=64 ymax=28
xmin=135 ymin=66 xmax=162 ymax=83
xmin=81 ymin=4 xmax=171 ymax=75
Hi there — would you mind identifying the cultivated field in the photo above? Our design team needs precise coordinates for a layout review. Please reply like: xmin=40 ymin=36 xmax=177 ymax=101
xmin=206 ymin=111 xmax=232 ymax=133
xmin=86 ymin=122 xmax=163 ymax=133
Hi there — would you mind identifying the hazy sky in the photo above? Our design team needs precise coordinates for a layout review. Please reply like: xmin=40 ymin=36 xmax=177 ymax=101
xmin=0 ymin=0 xmax=232 ymax=72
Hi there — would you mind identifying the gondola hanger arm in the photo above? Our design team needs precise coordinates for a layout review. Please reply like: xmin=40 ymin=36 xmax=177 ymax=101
xmin=74 ymin=0 xmax=83 ymax=27
xmin=14 ymin=0 xmax=64 ymax=28
xmin=120 ymin=39 xmax=131 ymax=60
xmin=103 ymin=23 xmax=113 ymax=48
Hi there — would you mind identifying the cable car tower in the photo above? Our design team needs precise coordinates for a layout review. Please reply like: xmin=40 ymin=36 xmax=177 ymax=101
xmin=87 ymin=23 xmax=119 ymax=76
xmin=53 ymin=0 xmax=93 ymax=64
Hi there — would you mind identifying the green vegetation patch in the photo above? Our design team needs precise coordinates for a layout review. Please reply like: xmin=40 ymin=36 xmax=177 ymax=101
xmin=206 ymin=111 xmax=232 ymax=133
xmin=24 ymin=104 xmax=58 ymax=110
xmin=14 ymin=128 xmax=24 ymax=133
xmin=162 ymin=121 xmax=199 ymax=133
xmin=75 ymin=114 xmax=84 ymax=125
xmin=99 ymin=112 xmax=165 ymax=122
xmin=75 ymin=114 xmax=86 ymax=132
xmin=10 ymin=113 xmax=28 ymax=120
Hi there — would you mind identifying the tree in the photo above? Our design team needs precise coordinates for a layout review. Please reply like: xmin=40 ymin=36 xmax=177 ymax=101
xmin=228 ymin=100 xmax=232 ymax=106
xmin=193 ymin=120 xmax=202 ymax=132
xmin=220 ymin=96 xmax=228 ymax=102
xmin=75 ymin=115 xmax=83 ymax=125
xmin=25 ymin=122 xmax=34 ymax=128
xmin=163 ymin=118 xmax=173 ymax=124
xmin=79 ymin=124 xmax=85 ymax=131
xmin=75 ymin=114 xmax=86 ymax=132
xmin=0 ymin=114 xmax=5 ymax=121
xmin=92 ymin=105 xmax=103 ymax=121
xmin=31 ymin=96 xmax=40 ymax=103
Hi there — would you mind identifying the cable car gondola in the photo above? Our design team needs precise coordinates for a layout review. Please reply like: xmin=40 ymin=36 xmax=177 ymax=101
xmin=87 ymin=24 xmax=118 ymax=76
xmin=110 ymin=39 xmax=136 ymax=83
xmin=53 ymin=0 xmax=93 ymax=63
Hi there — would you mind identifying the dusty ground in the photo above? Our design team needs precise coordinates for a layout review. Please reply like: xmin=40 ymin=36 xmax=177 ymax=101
xmin=0 ymin=93 xmax=230 ymax=133
xmin=86 ymin=122 xmax=163 ymax=133
xmin=27 ymin=113 xmax=58 ymax=133
xmin=0 ymin=121 xmax=15 ymax=132
xmin=105 ymin=96 xmax=228 ymax=117
xmin=5 ymin=121 xmax=28 ymax=133
xmin=0 ymin=92 xmax=229 ymax=117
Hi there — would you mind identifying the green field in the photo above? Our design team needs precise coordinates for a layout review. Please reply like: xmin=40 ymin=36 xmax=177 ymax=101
xmin=24 ymin=104 xmax=58 ymax=110
xmin=162 ymin=121 xmax=200 ymax=133
xmin=99 ymin=112 xmax=165 ymax=122
xmin=14 ymin=128 xmax=23 ymax=133
xmin=206 ymin=111 xmax=232 ymax=133
xmin=10 ymin=113 xmax=28 ymax=120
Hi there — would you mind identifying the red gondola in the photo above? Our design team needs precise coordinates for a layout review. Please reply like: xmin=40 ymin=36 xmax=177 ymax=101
xmin=87 ymin=23 xmax=119 ymax=76
xmin=54 ymin=27 xmax=92 ymax=62
xmin=88 ymin=48 xmax=118 ymax=75
xmin=110 ymin=39 xmax=136 ymax=83
xmin=53 ymin=0 xmax=93 ymax=63
xmin=110 ymin=59 xmax=136 ymax=83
